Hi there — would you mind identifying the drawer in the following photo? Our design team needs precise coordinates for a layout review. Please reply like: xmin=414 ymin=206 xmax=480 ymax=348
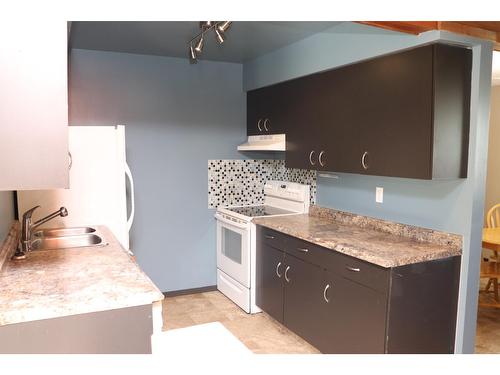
xmin=285 ymin=236 xmax=339 ymax=268
xmin=333 ymin=254 xmax=390 ymax=293
xmin=285 ymin=234 xmax=389 ymax=293
xmin=258 ymin=226 xmax=288 ymax=251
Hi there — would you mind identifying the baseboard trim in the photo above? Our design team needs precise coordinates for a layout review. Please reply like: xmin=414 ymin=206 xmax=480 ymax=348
xmin=163 ymin=285 xmax=217 ymax=297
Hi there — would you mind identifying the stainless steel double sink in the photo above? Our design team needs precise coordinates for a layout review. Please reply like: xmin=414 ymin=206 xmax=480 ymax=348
xmin=31 ymin=227 xmax=107 ymax=251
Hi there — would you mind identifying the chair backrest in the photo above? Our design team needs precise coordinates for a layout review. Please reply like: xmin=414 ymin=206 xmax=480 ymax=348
xmin=487 ymin=203 xmax=500 ymax=228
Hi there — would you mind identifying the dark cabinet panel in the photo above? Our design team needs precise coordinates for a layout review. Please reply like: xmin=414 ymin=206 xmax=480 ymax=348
xmin=354 ymin=46 xmax=434 ymax=178
xmin=247 ymin=80 xmax=301 ymax=136
xmin=283 ymin=43 xmax=471 ymax=179
xmin=386 ymin=257 xmax=461 ymax=354
xmin=283 ymin=254 xmax=326 ymax=347
xmin=256 ymin=242 xmax=285 ymax=323
xmin=318 ymin=272 xmax=387 ymax=354
xmin=432 ymin=44 xmax=471 ymax=179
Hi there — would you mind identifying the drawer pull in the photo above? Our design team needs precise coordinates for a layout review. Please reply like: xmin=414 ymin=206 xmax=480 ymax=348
xmin=263 ymin=118 xmax=270 ymax=131
xmin=284 ymin=266 xmax=291 ymax=283
xmin=361 ymin=151 xmax=369 ymax=170
xmin=318 ymin=150 xmax=325 ymax=167
xmin=265 ymin=235 xmax=275 ymax=240
xmin=257 ymin=119 xmax=263 ymax=132
xmin=276 ymin=262 xmax=282 ymax=278
xmin=323 ymin=284 xmax=330 ymax=303
xmin=309 ymin=150 xmax=316 ymax=166
xmin=297 ymin=248 xmax=309 ymax=253
xmin=346 ymin=266 xmax=361 ymax=272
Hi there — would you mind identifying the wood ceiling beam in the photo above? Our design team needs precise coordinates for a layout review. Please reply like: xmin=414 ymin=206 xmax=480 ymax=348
xmin=357 ymin=21 xmax=500 ymax=51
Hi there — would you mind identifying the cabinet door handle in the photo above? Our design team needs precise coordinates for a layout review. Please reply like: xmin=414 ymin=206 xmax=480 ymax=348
xmin=284 ymin=266 xmax=291 ymax=283
xmin=323 ymin=284 xmax=330 ymax=303
xmin=318 ymin=150 xmax=325 ymax=167
xmin=265 ymin=235 xmax=275 ymax=240
xmin=68 ymin=151 xmax=73 ymax=170
xmin=297 ymin=248 xmax=309 ymax=253
xmin=309 ymin=151 xmax=316 ymax=166
xmin=276 ymin=262 xmax=282 ymax=278
xmin=257 ymin=119 xmax=263 ymax=132
xmin=361 ymin=151 xmax=369 ymax=170
xmin=263 ymin=118 xmax=270 ymax=131
xmin=346 ymin=266 xmax=361 ymax=272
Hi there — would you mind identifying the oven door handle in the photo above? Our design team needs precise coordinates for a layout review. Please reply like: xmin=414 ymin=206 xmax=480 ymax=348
xmin=214 ymin=213 xmax=249 ymax=230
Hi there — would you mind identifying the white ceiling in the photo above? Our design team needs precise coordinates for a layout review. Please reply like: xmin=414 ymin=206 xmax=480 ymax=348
xmin=69 ymin=21 xmax=341 ymax=63
xmin=493 ymin=51 xmax=500 ymax=86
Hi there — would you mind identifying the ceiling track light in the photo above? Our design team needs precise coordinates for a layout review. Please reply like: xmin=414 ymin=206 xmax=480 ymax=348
xmin=189 ymin=44 xmax=197 ymax=64
xmin=194 ymin=34 xmax=204 ymax=53
xmin=217 ymin=21 xmax=232 ymax=33
xmin=187 ymin=21 xmax=232 ymax=63
xmin=214 ymin=27 xmax=225 ymax=44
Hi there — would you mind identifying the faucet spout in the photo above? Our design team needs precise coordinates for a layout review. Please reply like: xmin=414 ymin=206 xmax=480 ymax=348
xmin=32 ymin=207 xmax=68 ymax=230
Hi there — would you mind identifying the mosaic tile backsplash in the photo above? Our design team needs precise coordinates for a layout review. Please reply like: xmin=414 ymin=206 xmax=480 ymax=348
xmin=208 ymin=160 xmax=317 ymax=208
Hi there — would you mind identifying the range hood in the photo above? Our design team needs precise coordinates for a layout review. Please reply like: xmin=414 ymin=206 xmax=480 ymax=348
xmin=237 ymin=134 xmax=286 ymax=151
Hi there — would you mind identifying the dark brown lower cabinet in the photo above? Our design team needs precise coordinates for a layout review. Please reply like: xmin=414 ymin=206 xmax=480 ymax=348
xmin=256 ymin=243 xmax=285 ymax=323
xmin=283 ymin=254 xmax=326 ymax=347
xmin=317 ymin=271 xmax=387 ymax=354
xmin=256 ymin=225 xmax=461 ymax=354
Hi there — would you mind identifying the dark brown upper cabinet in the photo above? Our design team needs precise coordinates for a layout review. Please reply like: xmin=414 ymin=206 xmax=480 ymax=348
xmin=247 ymin=79 xmax=304 ymax=136
xmin=247 ymin=43 xmax=472 ymax=179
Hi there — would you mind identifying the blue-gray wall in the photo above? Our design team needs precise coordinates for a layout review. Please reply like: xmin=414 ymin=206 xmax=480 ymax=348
xmin=69 ymin=49 xmax=246 ymax=292
xmin=243 ymin=22 xmax=493 ymax=353
xmin=0 ymin=191 xmax=15 ymax=241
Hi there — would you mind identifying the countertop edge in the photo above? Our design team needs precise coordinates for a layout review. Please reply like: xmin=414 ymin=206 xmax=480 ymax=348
xmin=254 ymin=219 xmax=462 ymax=269
xmin=0 ymin=222 xmax=20 ymax=272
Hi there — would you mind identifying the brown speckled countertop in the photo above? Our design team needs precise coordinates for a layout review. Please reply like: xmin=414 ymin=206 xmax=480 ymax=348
xmin=253 ymin=206 xmax=462 ymax=268
xmin=0 ymin=225 xmax=163 ymax=327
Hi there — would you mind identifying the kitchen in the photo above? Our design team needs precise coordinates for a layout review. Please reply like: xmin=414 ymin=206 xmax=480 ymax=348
xmin=0 ymin=2 xmax=499 ymax=371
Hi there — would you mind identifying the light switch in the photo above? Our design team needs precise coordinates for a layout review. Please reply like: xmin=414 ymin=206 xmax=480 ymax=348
xmin=376 ymin=187 xmax=383 ymax=203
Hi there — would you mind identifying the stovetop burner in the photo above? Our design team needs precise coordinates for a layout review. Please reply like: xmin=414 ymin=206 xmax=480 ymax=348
xmin=224 ymin=205 xmax=297 ymax=218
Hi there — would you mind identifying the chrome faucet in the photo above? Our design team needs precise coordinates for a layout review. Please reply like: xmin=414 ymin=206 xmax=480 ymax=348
xmin=13 ymin=206 xmax=68 ymax=259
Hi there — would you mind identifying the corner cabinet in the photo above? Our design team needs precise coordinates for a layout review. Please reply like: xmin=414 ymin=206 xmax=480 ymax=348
xmin=247 ymin=43 xmax=472 ymax=180
xmin=256 ymin=226 xmax=461 ymax=354
xmin=0 ymin=20 xmax=69 ymax=190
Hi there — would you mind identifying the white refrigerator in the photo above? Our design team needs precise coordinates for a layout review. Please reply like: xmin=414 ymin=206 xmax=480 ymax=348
xmin=17 ymin=125 xmax=135 ymax=252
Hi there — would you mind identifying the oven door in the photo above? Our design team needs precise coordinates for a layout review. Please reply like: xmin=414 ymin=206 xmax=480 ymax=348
xmin=215 ymin=213 xmax=250 ymax=288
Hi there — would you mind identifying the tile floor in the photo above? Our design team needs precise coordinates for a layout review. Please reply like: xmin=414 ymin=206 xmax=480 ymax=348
xmin=162 ymin=291 xmax=319 ymax=354
xmin=162 ymin=290 xmax=500 ymax=354
xmin=476 ymin=282 xmax=500 ymax=354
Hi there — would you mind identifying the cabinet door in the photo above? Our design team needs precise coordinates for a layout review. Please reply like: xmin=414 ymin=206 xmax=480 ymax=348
xmin=318 ymin=272 xmax=387 ymax=353
xmin=247 ymin=82 xmax=296 ymax=136
xmin=0 ymin=20 xmax=69 ymax=190
xmin=354 ymin=46 xmax=434 ymax=178
xmin=285 ymin=74 xmax=324 ymax=170
xmin=247 ymin=88 xmax=266 ymax=135
xmin=283 ymin=254 xmax=325 ymax=348
xmin=256 ymin=243 xmax=284 ymax=323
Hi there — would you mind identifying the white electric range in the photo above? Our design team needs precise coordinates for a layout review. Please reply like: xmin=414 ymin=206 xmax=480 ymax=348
xmin=215 ymin=180 xmax=310 ymax=313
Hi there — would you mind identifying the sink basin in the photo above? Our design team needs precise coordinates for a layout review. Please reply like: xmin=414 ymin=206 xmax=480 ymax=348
xmin=31 ymin=234 xmax=105 ymax=251
xmin=33 ymin=227 xmax=96 ymax=238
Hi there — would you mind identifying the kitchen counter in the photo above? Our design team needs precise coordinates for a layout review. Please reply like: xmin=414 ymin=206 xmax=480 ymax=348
xmin=253 ymin=206 xmax=462 ymax=268
xmin=0 ymin=224 xmax=163 ymax=327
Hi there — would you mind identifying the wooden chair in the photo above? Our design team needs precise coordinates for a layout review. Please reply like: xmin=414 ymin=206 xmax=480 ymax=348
xmin=487 ymin=203 xmax=500 ymax=229
xmin=480 ymin=261 xmax=500 ymax=307
xmin=484 ymin=204 xmax=500 ymax=299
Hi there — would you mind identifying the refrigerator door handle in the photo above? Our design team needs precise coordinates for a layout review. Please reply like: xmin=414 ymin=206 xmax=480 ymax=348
xmin=125 ymin=162 xmax=135 ymax=232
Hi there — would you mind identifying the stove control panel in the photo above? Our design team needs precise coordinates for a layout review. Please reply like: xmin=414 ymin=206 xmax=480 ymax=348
xmin=264 ymin=180 xmax=309 ymax=202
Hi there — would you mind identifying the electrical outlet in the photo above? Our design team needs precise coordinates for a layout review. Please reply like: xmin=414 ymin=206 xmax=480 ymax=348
xmin=376 ymin=187 xmax=383 ymax=203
